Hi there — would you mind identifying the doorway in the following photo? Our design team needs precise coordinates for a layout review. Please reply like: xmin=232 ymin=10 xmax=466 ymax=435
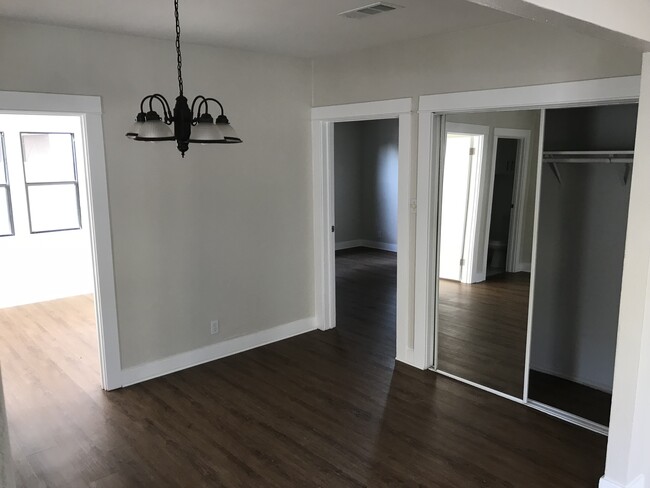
xmin=439 ymin=124 xmax=487 ymax=284
xmin=0 ymin=114 xmax=93 ymax=308
xmin=311 ymin=98 xmax=416 ymax=367
xmin=486 ymin=138 xmax=518 ymax=276
xmin=0 ymin=90 xmax=120 ymax=390
xmin=333 ymin=119 xmax=399 ymax=349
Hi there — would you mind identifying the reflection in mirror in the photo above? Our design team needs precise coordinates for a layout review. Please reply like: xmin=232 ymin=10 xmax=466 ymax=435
xmin=436 ymin=110 xmax=541 ymax=398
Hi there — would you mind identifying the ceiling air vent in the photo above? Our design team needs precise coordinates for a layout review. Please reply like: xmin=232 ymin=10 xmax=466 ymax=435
xmin=338 ymin=2 xmax=402 ymax=20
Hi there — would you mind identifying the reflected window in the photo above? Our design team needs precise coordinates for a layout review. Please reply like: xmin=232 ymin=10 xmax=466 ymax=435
xmin=21 ymin=133 xmax=81 ymax=233
xmin=0 ymin=133 xmax=14 ymax=237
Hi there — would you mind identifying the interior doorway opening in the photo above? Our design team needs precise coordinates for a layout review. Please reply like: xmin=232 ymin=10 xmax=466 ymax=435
xmin=439 ymin=125 xmax=487 ymax=284
xmin=333 ymin=118 xmax=399 ymax=351
xmin=0 ymin=112 xmax=103 ymax=389
xmin=486 ymin=138 xmax=518 ymax=277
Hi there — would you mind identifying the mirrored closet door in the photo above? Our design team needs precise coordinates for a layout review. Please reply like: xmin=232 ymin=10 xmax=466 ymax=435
xmin=435 ymin=109 xmax=542 ymax=399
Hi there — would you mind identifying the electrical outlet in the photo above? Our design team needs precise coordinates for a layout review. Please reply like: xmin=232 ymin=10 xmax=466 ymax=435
xmin=210 ymin=320 xmax=219 ymax=335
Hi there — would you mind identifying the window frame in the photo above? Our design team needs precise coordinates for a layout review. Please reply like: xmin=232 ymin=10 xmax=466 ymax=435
xmin=0 ymin=132 xmax=15 ymax=237
xmin=20 ymin=131 xmax=83 ymax=234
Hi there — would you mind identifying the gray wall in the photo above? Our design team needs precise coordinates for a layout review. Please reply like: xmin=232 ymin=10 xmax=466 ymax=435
xmin=333 ymin=122 xmax=363 ymax=243
xmin=531 ymin=165 xmax=631 ymax=392
xmin=0 ymin=19 xmax=313 ymax=369
xmin=531 ymin=106 xmax=637 ymax=392
xmin=334 ymin=119 xmax=399 ymax=249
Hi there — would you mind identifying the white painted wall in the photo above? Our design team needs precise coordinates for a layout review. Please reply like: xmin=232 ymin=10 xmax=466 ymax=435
xmin=602 ymin=52 xmax=650 ymax=488
xmin=0 ymin=114 xmax=94 ymax=308
xmin=463 ymin=0 xmax=650 ymax=47
xmin=312 ymin=19 xmax=641 ymax=107
xmin=0 ymin=18 xmax=313 ymax=369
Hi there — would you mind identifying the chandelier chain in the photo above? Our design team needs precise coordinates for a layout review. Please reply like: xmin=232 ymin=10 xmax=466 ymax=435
xmin=175 ymin=0 xmax=184 ymax=96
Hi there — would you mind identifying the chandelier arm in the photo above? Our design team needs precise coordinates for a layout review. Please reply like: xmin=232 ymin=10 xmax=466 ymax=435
xmin=196 ymin=98 xmax=208 ymax=117
xmin=190 ymin=95 xmax=207 ymax=123
xmin=204 ymin=98 xmax=225 ymax=116
xmin=139 ymin=95 xmax=151 ymax=114
xmin=151 ymin=94 xmax=173 ymax=122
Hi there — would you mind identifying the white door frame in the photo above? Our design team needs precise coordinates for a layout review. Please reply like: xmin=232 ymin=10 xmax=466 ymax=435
xmin=443 ymin=123 xmax=490 ymax=284
xmin=0 ymin=90 xmax=121 ymax=391
xmin=486 ymin=128 xmax=532 ymax=274
xmin=311 ymin=98 xmax=420 ymax=367
xmin=415 ymin=75 xmax=641 ymax=380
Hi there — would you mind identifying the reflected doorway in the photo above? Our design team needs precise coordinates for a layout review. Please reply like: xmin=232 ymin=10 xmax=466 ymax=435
xmin=435 ymin=111 xmax=542 ymax=399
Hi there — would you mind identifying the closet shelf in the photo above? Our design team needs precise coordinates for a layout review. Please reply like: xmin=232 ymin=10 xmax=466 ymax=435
xmin=542 ymin=151 xmax=634 ymax=185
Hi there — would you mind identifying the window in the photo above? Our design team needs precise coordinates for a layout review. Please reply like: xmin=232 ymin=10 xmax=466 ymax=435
xmin=0 ymin=133 xmax=14 ymax=237
xmin=21 ymin=132 xmax=82 ymax=233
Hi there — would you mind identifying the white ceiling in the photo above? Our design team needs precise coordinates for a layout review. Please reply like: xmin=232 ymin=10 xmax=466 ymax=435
xmin=0 ymin=0 xmax=517 ymax=58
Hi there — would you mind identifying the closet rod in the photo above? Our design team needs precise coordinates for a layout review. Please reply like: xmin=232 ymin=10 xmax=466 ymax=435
xmin=542 ymin=151 xmax=634 ymax=185
xmin=542 ymin=158 xmax=633 ymax=164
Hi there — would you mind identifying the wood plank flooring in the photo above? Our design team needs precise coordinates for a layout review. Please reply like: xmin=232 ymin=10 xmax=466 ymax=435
xmin=437 ymin=273 xmax=530 ymax=398
xmin=0 ymin=255 xmax=607 ymax=487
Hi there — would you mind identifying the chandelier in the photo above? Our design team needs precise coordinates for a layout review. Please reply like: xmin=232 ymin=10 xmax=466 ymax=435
xmin=125 ymin=0 xmax=242 ymax=157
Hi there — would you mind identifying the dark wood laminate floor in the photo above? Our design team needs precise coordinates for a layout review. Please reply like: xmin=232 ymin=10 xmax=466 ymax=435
xmin=438 ymin=273 xmax=530 ymax=398
xmin=528 ymin=370 xmax=612 ymax=426
xmin=0 ymin=257 xmax=606 ymax=488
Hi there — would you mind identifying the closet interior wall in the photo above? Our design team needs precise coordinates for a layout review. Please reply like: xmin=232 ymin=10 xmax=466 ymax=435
xmin=530 ymin=105 xmax=638 ymax=422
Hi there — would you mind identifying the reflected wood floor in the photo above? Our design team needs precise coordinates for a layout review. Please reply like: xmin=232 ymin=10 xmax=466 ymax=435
xmin=0 ymin=263 xmax=606 ymax=487
xmin=438 ymin=273 xmax=530 ymax=397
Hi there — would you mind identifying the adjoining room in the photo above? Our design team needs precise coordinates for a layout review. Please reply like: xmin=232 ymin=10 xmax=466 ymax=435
xmin=333 ymin=119 xmax=399 ymax=351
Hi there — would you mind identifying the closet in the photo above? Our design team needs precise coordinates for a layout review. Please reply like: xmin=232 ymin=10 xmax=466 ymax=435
xmin=528 ymin=104 xmax=638 ymax=429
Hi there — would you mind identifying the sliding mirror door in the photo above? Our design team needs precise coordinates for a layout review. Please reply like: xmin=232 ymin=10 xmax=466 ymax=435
xmin=436 ymin=110 xmax=542 ymax=399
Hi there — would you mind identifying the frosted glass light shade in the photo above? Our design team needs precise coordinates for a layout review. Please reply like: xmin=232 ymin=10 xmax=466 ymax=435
xmin=215 ymin=114 xmax=242 ymax=143
xmin=188 ymin=122 xmax=225 ymax=144
xmin=126 ymin=112 xmax=147 ymax=139
xmin=126 ymin=120 xmax=145 ymax=139
xmin=135 ymin=120 xmax=174 ymax=141
xmin=189 ymin=113 xmax=224 ymax=144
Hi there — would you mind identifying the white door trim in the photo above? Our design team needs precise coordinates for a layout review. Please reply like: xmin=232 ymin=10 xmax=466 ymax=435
xmin=487 ymin=128 xmax=532 ymax=274
xmin=418 ymin=76 xmax=641 ymax=113
xmin=0 ymin=90 xmax=121 ymax=391
xmin=415 ymin=75 xmax=641 ymax=381
xmin=311 ymin=98 xmax=418 ymax=368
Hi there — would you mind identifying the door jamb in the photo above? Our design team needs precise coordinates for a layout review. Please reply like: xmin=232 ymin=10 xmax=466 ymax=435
xmin=311 ymin=98 xmax=419 ymax=367
xmin=486 ymin=128 xmax=532 ymax=274
xmin=0 ymin=90 xmax=121 ymax=391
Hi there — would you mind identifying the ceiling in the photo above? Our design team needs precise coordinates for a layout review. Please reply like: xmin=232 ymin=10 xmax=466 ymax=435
xmin=0 ymin=0 xmax=517 ymax=58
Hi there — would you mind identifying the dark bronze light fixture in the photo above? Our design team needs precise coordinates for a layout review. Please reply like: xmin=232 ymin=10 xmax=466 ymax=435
xmin=126 ymin=0 xmax=242 ymax=157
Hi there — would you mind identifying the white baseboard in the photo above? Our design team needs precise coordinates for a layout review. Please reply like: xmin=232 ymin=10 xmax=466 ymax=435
xmin=335 ymin=239 xmax=364 ymax=251
xmin=335 ymin=239 xmax=397 ymax=252
xmin=600 ymin=475 xmax=645 ymax=488
xmin=121 ymin=317 xmax=317 ymax=387
xmin=517 ymin=262 xmax=531 ymax=272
